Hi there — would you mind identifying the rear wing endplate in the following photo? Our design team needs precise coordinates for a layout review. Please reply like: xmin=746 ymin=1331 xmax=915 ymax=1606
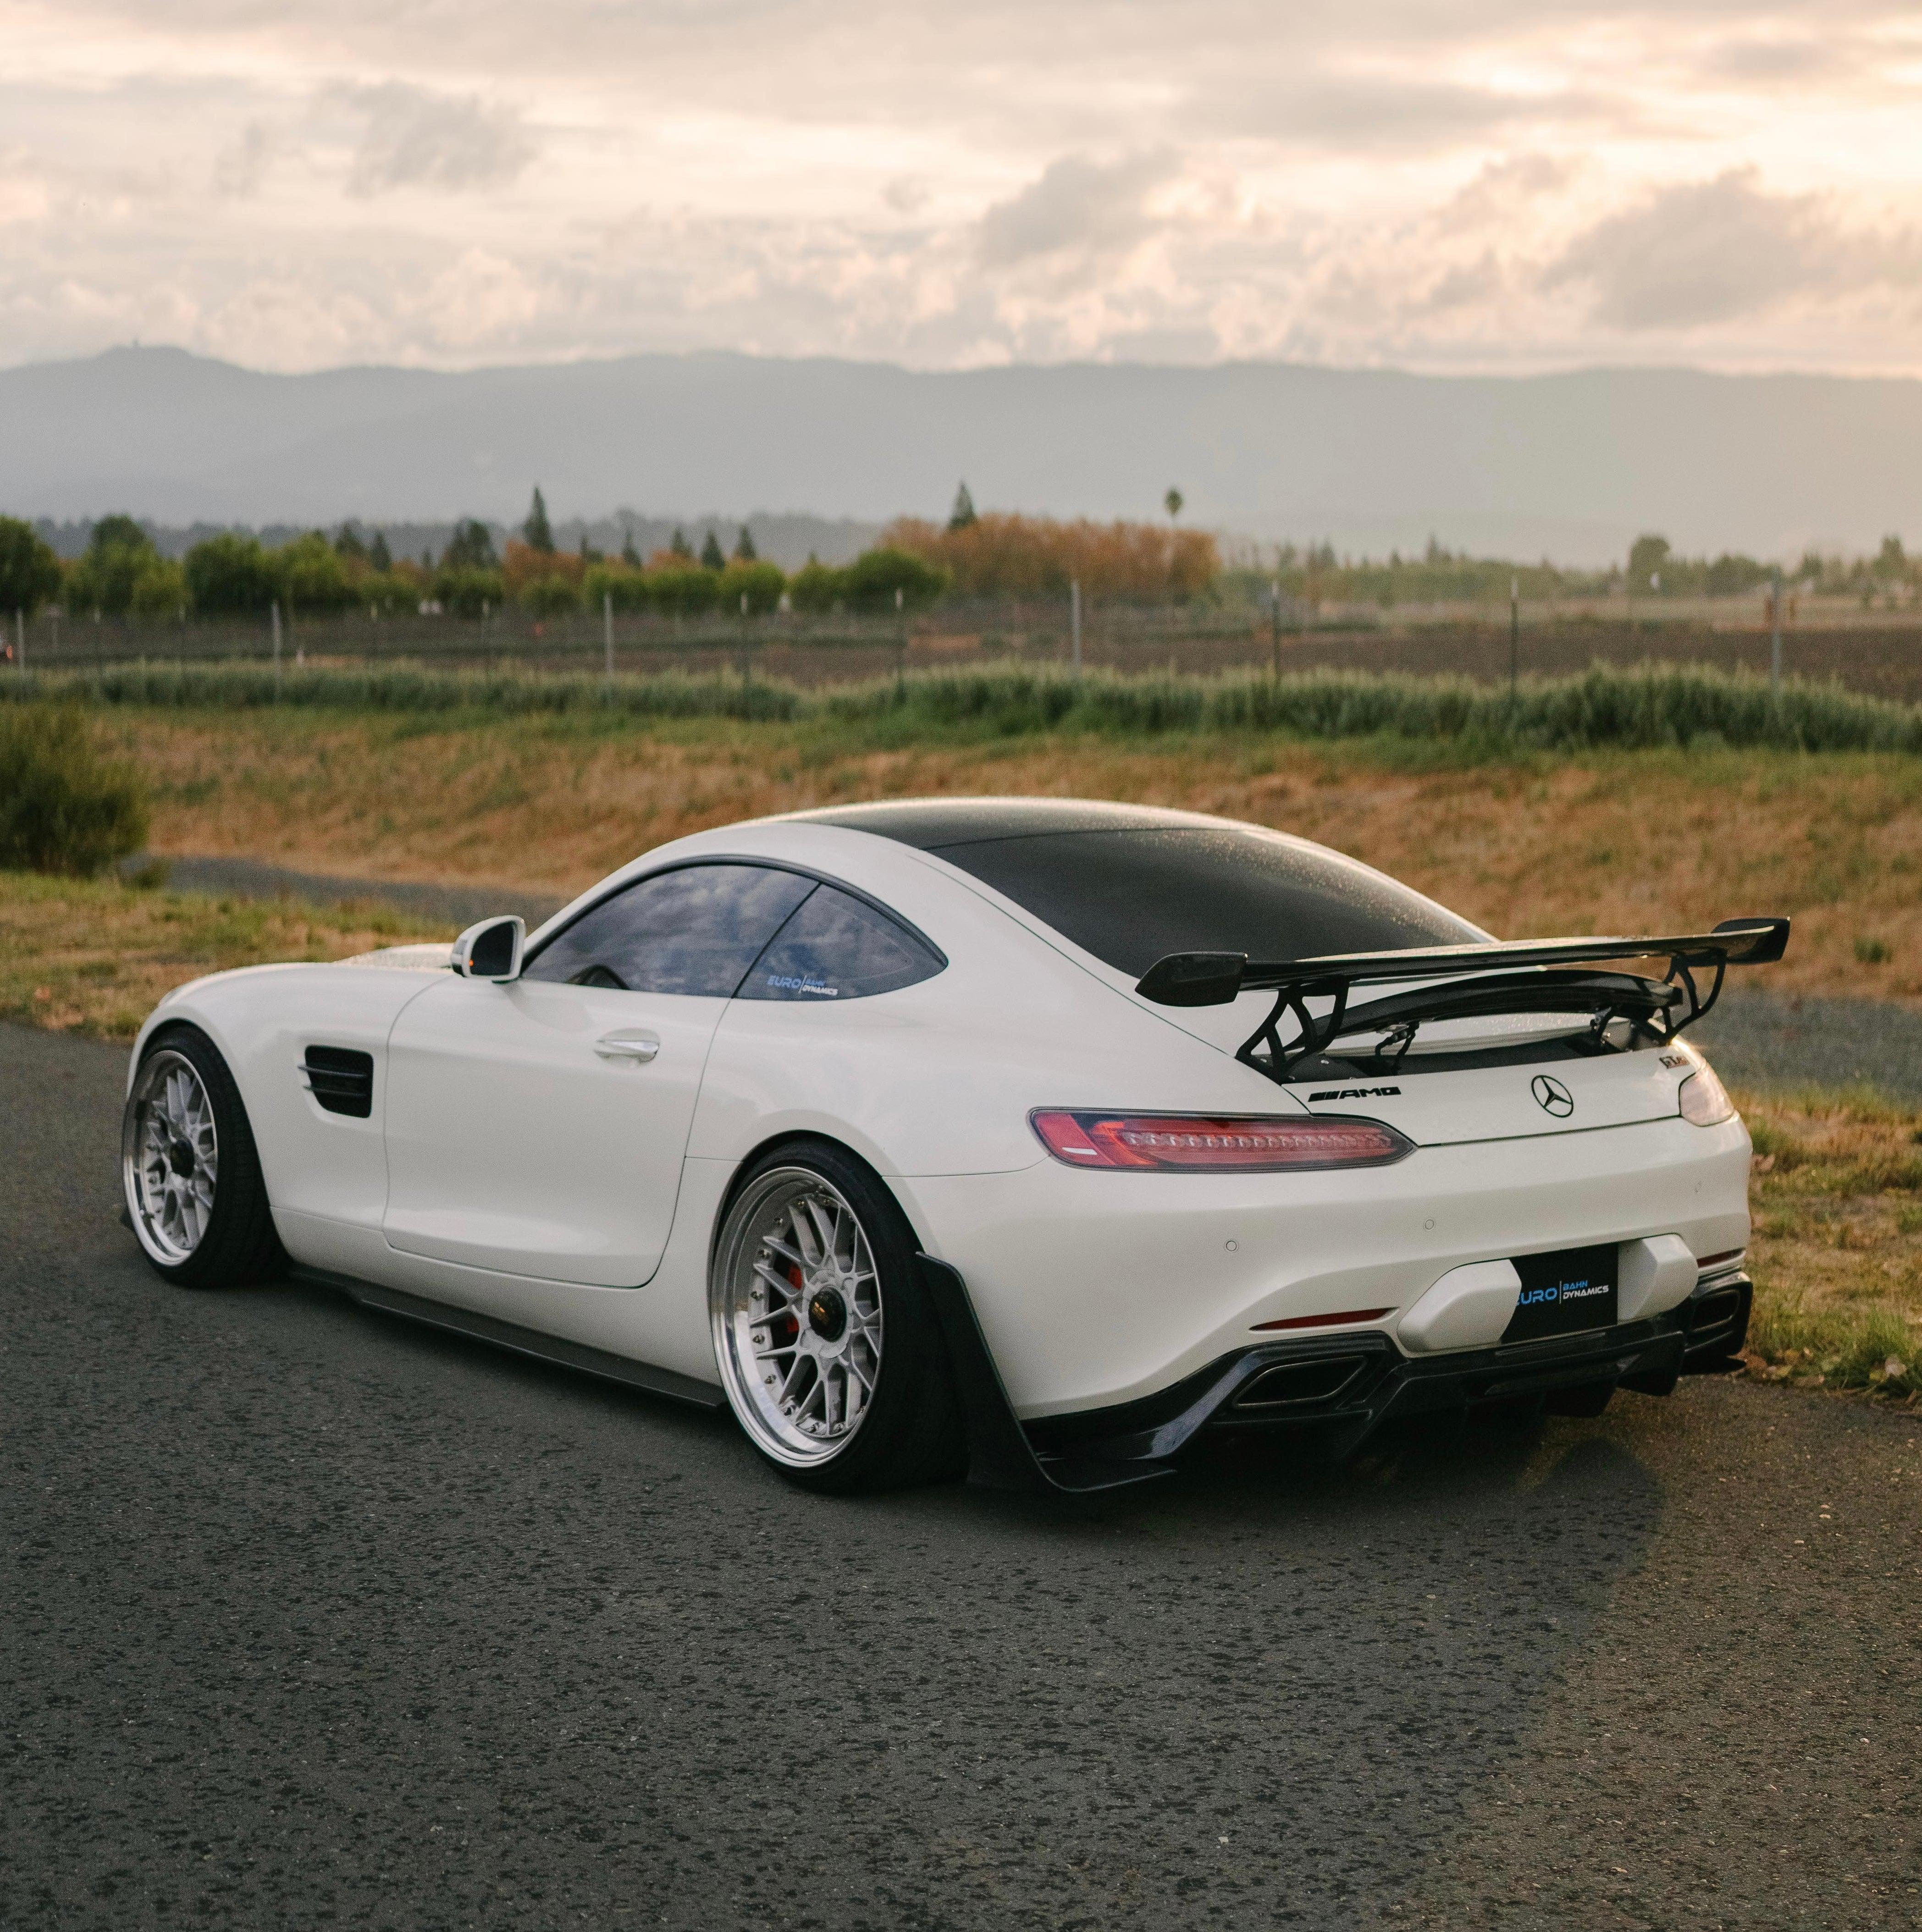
xmin=1134 ymin=916 xmax=1789 ymax=1086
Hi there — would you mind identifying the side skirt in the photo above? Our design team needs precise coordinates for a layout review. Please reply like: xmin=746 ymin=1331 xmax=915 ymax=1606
xmin=290 ymin=1264 xmax=726 ymax=1412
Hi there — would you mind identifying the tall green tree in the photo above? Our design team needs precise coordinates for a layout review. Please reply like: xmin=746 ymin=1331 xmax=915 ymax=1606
xmin=699 ymin=530 xmax=726 ymax=572
xmin=70 ymin=515 xmax=160 ymax=616
xmin=276 ymin=532 xmax=355 ymax=614
xmin=620 ymin=526 xmax=642 ymax=568
xmin=1628 ymin=533 xmax=1672 ymax=586
xmin=89 ymin=514 xmax=149 ymax=554
xmin=444 ymin=518 xmax=498 ymax=569
xmin=669 ymin=528 xmax=694 ymax=560
xmin=947 ymin=482 xmax=978 ymax=531
xmin=1164 ymin=487 xmax=1184 ymax=523
xmin=369 ymin=530 xmax=393 ymax=572
xmin=184 ymin=533 xmax=278 ymax=615
xmin=0 ymin=516 xmax=64 ymax=616
xmin=734 ymin=525 xmax=757 ymax=562
xmin=524 ymin=487 xmax=554 ymax=554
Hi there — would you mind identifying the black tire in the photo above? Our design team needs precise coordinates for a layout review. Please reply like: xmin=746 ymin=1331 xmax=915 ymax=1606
xmin=122 ymin=1023 xmax=284 ymax=1290
xmin=709 ymin=1137 xmax=966 ymax=1495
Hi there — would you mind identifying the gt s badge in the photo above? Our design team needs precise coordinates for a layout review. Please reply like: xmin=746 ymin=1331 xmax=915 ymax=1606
xmin=1308 ymin=1085 xmax=1403 ymax=1101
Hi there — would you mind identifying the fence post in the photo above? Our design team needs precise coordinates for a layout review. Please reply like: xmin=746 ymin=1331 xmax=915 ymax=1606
xmin=1270 ymin=579 xmax=1281 ymax=679
xmin=604 ymin=591 xmax=614 ymax=697
xmin=1509 ymin=574 xmax=1519 ymax=703
xmin=1770 ymin=566 xmax=1783 ymax=696
xmin=271 ymin=600 xmax=282 ymax=692
xmin=894 ymin=586 xmax=906 ymax=702
xmin=741 ymin=591 xmax=754 ymax=707
xmin=1070 ymin=578 xmax=1082 ymax=676
xmin=14 ymin=607 xmax=22 ymax=671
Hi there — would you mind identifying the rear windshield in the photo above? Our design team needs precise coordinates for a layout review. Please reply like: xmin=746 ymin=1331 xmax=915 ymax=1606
xmin=928 ymin=827 xmax=1481 ymax=976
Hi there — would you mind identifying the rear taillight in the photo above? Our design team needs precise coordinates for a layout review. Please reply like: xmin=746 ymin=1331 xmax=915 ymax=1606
xmin=1029 ymin=1110 xmax=1413 ymax=1173
xmin=1679 ymin=1064 xmax=1735 ymax=1126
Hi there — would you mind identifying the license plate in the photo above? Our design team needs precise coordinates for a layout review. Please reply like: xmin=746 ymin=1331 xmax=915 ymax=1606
xmin=1502 ymin=1244 xmax=1618 ymax=1344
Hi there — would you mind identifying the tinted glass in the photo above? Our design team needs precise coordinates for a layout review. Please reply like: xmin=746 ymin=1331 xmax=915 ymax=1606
xmin=738 ymin=886 xmax=943 ymax=1002
xmin=525 ymin=864 xmax=814 ymax=996
xmin=931 ymin=828 xmax=1480 ymax=976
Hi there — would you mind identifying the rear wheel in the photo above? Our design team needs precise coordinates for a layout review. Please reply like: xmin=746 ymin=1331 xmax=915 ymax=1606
xmin=122 ymin=1025 xmax=283 ymax=1289
xmin=709 ymin=1139 xmax=964 ymax=1493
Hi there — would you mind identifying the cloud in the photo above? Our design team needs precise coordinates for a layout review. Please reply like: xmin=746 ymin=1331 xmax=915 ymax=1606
xmin=1692 ymin=35 xmax=1868 ymax=84
xmin=1544 ymin=169 xmax=1922 ymax=329
xmin=977 ymin=152 xmax=1176 ymax=270
xmin=1219 ymin=75 xmax=1620 ymax=154
xmin=334 ymin=83 xmax=535 ymax=197
xmin=1436 ymin=154 xmax=1578 ymax=235
xmin=211 ymin=121 xmax=273 ymax=199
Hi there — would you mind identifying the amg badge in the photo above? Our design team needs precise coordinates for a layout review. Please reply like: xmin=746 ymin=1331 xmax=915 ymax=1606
xmin=1307 ymin=1085 xmax=1403 ymax=1102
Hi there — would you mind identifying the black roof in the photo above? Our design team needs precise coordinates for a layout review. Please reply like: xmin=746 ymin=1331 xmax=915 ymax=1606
xmin=795 ymin=797 xmax=1204 ymax=850
xmin=790 ymin=795 xmax=1481 ymax=977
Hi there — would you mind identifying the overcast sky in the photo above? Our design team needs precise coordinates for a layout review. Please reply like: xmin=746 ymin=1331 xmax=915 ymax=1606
xmin=4 ymin=1 xmax=1920 ymax=376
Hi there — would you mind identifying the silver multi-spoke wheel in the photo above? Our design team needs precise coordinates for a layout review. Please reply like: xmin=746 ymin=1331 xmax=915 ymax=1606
xmin=123 ymin=1049 xmax=220 ymax=1266
xmin=712 ymin=1167 xmax=884 ymax=1468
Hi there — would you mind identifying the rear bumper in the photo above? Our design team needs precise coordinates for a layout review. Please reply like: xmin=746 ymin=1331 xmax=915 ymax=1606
xmin=925 ymin=1255 xmax=1756 ymax=1495
xmin=905 ymin=1112 xmax=1752 ymax=1419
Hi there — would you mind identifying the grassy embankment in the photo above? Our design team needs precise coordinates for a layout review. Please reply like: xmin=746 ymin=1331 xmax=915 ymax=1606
xmin=0 ymin=667 xmax=1916 ymax=1404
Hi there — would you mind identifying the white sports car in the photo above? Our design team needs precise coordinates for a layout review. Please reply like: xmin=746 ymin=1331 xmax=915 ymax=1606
xmin=121 ymin=799 xmax=1786 ymax=1495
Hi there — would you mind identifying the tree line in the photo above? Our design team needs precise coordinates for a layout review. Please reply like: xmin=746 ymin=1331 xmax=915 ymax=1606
xmin=0 ymin=497 xmax=954 ymax=624
xmin=11 ymin=493 xmax=1907 ymax=629
xmin=0 ymin=485 xmax=1227 ymax=624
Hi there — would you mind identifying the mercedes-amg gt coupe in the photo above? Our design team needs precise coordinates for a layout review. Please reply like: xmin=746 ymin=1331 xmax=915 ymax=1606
xmin=122 ymin=798 xmax=1785 ymax=1494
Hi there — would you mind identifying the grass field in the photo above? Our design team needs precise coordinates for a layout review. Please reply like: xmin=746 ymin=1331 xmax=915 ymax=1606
xmin=78 ymin=703 xmax=1922 ymax=1005
xmin=0 ymin=869 xmax=442 ymax=1041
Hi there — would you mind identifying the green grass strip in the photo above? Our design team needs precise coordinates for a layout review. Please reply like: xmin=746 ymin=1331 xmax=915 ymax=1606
xmin=8 ymin=657 xmax=1922 ymax=754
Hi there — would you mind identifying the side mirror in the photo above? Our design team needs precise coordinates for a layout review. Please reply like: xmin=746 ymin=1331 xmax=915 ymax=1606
xmin=452 ymin=915 xmax=525 ymax=983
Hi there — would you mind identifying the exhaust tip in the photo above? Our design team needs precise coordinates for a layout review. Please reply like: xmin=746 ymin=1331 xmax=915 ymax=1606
xmin=1234 ymin=1355 xmax=1368 ymax=1411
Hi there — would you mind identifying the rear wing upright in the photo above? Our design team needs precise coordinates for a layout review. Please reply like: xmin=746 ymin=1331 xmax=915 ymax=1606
xmin=1133 ymin=916 xmax=1790 ymax=1086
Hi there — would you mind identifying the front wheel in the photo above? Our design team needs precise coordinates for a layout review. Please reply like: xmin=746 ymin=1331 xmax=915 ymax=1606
xmin=122 ymin=1024 xmax=283 ymax=1289
xmin=709 ymin=1140 xmax=964 ymax=1493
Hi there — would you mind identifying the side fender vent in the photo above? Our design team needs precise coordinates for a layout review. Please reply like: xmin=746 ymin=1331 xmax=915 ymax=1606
xmin=301 ymin=1045 xmax=374 ymax=1118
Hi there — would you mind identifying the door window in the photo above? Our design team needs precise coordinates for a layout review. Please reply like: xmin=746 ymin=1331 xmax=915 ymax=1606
xmin=524 ymin=864 xmax=814 ymax=996
xmin=737 ymin=885 xmax=944 ymax=1002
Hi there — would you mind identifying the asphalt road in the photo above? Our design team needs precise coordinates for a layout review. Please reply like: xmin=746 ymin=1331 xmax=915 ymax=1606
xmin=4 ymin=1022 xmax=1919 ymax=1931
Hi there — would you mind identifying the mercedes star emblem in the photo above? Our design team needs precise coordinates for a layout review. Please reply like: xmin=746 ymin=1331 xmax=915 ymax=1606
xmin=1531 ymin=1074 xmax=1574 ymax=1117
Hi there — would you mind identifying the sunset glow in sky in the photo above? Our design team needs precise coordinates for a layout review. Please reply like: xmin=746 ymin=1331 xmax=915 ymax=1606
xmin=4 ymin=1 xmax=1921 ymax=374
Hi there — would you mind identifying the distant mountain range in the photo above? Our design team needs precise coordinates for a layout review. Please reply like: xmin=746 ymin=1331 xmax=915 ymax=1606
xmin=6 ymin=345 xmax=1921 ymax=565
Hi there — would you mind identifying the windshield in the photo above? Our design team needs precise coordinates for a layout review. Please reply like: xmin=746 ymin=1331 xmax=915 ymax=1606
xmin=925 ymin=825 xmax=1482 ymax=977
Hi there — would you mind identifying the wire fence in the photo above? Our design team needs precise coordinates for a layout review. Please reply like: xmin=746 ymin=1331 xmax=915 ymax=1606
xmin=10 ymin=600 xmax=1922 ymax=699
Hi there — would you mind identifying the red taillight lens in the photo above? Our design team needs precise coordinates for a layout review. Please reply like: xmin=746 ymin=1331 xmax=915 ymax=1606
xmin=1030 ymin=1110 xmax=1413 ymax=1173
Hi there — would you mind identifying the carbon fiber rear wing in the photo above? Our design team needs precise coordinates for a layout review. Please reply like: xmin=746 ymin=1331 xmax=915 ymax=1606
xmin=1134 ymin=916 xmax=1790 ymax=1086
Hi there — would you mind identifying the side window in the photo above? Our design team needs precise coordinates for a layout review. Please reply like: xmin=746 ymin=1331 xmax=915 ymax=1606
xmin=738 ymin=886 xmax=944 ymax=1003
xmin=524 ymin=864 xmax=814 ymax=997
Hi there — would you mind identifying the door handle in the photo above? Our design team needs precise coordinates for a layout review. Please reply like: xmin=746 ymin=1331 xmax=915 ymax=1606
xmin=594 ymin=1031 xmax=660 ymax=1063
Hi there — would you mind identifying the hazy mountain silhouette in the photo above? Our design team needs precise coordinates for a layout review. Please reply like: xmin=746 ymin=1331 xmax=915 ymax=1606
xmin=6 ymin=345 xmax=1920 ymax=563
